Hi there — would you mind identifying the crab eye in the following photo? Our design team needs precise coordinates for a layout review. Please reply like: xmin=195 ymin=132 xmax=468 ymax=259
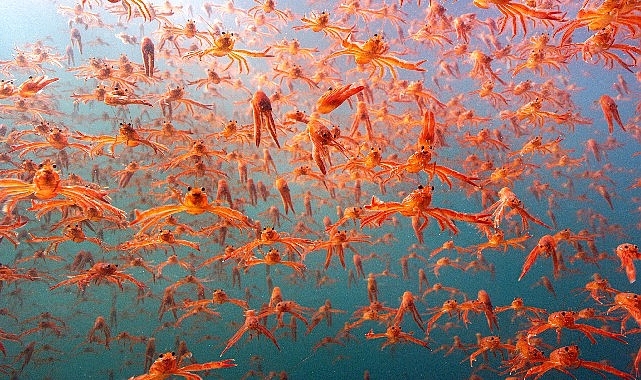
xmin=187 ymin=186 xmax=191 ymax=191
xmin=201 ymin=187 xmax=205 ymax=191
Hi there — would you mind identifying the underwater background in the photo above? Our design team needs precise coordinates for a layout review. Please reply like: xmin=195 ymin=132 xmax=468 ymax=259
xmin=0 ymin=0 xmax=640 ymax=379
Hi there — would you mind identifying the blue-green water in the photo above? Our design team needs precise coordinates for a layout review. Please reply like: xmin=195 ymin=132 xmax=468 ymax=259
xmin=0 ymin=0 xmax=640 ymax=379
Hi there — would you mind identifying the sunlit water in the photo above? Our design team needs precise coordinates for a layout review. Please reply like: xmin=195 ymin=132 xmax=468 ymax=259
xmin=0 ymin=0 xmax=640 ymax=379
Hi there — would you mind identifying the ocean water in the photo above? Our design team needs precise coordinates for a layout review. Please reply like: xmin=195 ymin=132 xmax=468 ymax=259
xmin=0 ymin=0 xmax=640 ymax=379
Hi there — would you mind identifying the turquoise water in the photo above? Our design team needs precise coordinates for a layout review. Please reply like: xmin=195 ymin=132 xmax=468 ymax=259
xmin=0 ymin=0 xmax=640 ymax=379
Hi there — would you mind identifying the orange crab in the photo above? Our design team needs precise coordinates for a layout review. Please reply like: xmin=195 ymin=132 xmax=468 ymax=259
xmin=271 ymin=38 xmax=319 ymax=60
xmin=581 ymin=26 xmax=641 ymax=72
xmin=365 ymin=324 xmax=430 ymax=350
xmin=385 ymin=145 xmax=479 ymax=188
xmin=332 ymin=147 xmax=397 ymax=183
xmin=475 ymin=229 xmax=531 ymax=254
xmin=293 ymin=11 xmax=355 ymax=39
xmin=29 ymin=201 xmax=127 ymax=231
xmin=0 ymin=216 xmax=28 ymax=247
xmin=223 ymin=226 xmax=313 ymax=262
xmin=510 ymin=135 xmax=564 ymax=157
xmin=325 ymin=33 xmax=426 ymax=79
xmin=524 ymin=345 xmax=634 ymax=380
xmin=554 ymin=0 xmax=641 ymax=44
xmin=465 ymin=335 xmax=515 ymax=367
xmin=141 ymin=37 xmax=154 ymax=77
xmin=501 ymin=333 xmax=547 ymax=375
xmin=220 ymin=309 xmax=281 ymax=357
xmin=484 ymin=186 xmax=551 ymax=231
xmin=290 ymin=165 xmax=332 ymax=191
xmin=112 ymin=161 xmax=154 ymax=188
xmin=580 ymin=274 xmax=619 ymax=304
xmin=69 ymin=57 xmax=137 ymax=90
xmin=519 ymin=234 xmax=559 ymax=281
xmin=608 ymin=292 xmax=641 ymax=331
xmin=527 ymin=310 xmax=626 ymax=344
xmin=71 ymin=84 xmax=108 ymax=105
xmin=615 ymin=243 xmax=640 ymax=283
xmin=248 ymin=0 xmax=291 ymax=22
xmin=209 ymin=119 xmax=253 ymax=144
xmin=307 ymin=114 xmax=351 ymax=175
xmin=49 ymin=262 xmax=146 ymax=292
xmin=0 ymin=159 xmax=125 ymax=219
xmin=426 ymin=299 xmax=463 ymax=334
xmin=103 ymin=86 xmax=153 ymax=108
xmin=28 ymin=223 xmax=105 ymax=252
xmin=187 ymin=68 xmax=234 ymax=92
xmin=459 ymin=128 xmax=510 ymax=150
xmin=274 ymin=177 xmax=295 ymax=214
xmin=401 ymin=80 xmax=446 ymax=113
xmin=392 ymin=291 xmax=424 ymax=331
xmin=211 ymin=289 xmax=249 ymax=309
xmin=129 ymin=351 xmax=236 ymax=380
xmin=251 ymin=90 xmax=280 ymax=148
xmin=73 ymin=122 xmax=168 ymax=157
xmin=183 ymin=31 xmax=273 ymax=73
xmin=0 ymin=79 xmax=17 ymax=98
xmin=272 ymin=61 xmax=319 ymax=91
xmin=310 ymin=229 xmax=372 ymax=270
xmin=262 ymin=288 xmax=310 ymax=326
xmin=0 ymin=263 xmax=40 ymax=287
xmin=172 ymin=299 xmax=222 ymax=327
xmin=158 ymin=85 xmax=213 ymax=118
xmin=495 ymin=297 xmax=546 ymax=321
xmin=361 ymin=185 xmax=490 ymax=236
xmin=130 ymin=186 xmax=253 ymax=236
xmin=158 ymin=19 xmax=209 ymax=48
xmin=503 ymin=97 xmax=562 ymax=128
xmin=347 ymin=300 xmax=396 ymax=329
xmin=10 ymin=125 xmax=93 ymax=158
xmin=306 ymin=300 xmax=345 ymax=334
xmin=161 ymin=140 xmax=227 ymax=171
xmin=599 ymin=94 xmax=626 ymax=134
xmin=316 ymin=83 xmax=365 ymax=114
xmin=116 ymin=229 xmax=200 ymax=255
